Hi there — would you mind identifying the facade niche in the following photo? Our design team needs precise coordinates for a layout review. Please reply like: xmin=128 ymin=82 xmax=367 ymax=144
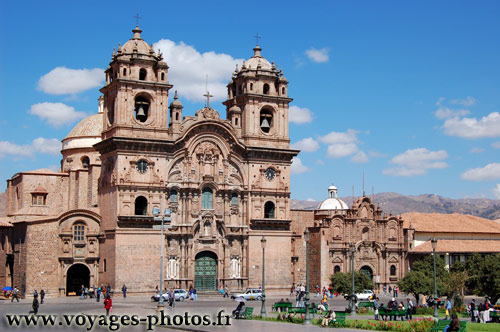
xmin=135 ymin=196 xmax=148 ymax=215
xmin=260 ymin=109 xmax=273 ymax=133
xmin=81 ymin=156 xmax=90 ymax=168
xmin=390 ymin=265 xmax=396 ymax=276
xmin=139 ymin=68 xmax=147 ymax=80
xmin=134 ymin=96 xmax=150 ymax=122
xmin=264 ymin=201 xmax=275 ymax=219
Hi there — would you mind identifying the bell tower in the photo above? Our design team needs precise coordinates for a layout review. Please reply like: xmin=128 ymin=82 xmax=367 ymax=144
xmin=223 ymin=44 xmax=291 ymax=149
xmin=100 ymin=26 xmax=173 ymax=140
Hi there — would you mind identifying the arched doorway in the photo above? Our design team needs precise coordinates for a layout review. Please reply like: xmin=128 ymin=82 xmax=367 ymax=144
xmin=66 ymin=264 xmax=90 ymax=296
xmin=195 ymin=251 xmax=217 ymax=291
xmin=360 ymin=265 xmax=373 ymax=281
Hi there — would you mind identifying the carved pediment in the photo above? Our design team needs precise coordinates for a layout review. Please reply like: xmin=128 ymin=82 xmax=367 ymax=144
xmin=389 ymin=256 xmax=399 ymax=263
xmin=332 ymin=256 xmax=343 ymax=263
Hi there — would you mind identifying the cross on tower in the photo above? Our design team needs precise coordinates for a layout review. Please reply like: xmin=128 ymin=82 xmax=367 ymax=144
xmin=203 ymin=91 xmax=213 ymax=108
xmin=133 ymin=13 xmax=142 ymax=26
xmin=253 ymin=33 xmax=261 ymax=46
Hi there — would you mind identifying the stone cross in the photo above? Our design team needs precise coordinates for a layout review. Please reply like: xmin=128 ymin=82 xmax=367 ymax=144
xmin=203 ymin=91 xmax=213 ymax=108
xmin=134 ymin=13 xmax=142 ymax=26
xmin=253 ymin=33 xmax=261 ymax=46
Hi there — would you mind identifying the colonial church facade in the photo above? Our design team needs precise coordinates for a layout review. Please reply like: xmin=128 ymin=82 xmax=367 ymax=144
xmin=5 ymin=26 xmax=495 ymax=297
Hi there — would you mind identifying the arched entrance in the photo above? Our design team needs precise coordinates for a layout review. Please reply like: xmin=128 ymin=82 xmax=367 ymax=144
xmin=360 ymin=265 xmax=373 ymax=281
xmin=66 ymin=264 xmax=90 ymax=296
xmin=195 ymin=251 xmax=217 ymax=291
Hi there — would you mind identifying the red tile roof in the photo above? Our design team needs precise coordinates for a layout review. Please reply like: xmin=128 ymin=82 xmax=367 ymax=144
xmin=403 ymin=212 xmax=500 ymax=234
xmin=411 ymin=239 xmax=500 ymax=253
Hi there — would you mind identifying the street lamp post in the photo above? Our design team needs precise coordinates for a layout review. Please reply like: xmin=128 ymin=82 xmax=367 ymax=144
xmin=431 ymin=238 xmax=439 ymax=318
xmin=304 ymin=229 xmax=311 ymax=325
xmin=349 ymin=244 xmax=356 ymax=314
xmin=260 ymin=236 xmax=267 ymax=317
xmin=153 ymin=196 xmax=171 ymax=312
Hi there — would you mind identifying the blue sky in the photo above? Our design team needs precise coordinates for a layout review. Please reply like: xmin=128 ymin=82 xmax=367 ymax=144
xmin=1 ymin=1 xmax=499 ymax=201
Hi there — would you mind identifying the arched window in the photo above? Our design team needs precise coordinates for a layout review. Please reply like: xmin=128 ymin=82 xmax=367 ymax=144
xmin=390 ymin=265 xmax=396 ymax=276
xmin=234 ymin=118 xmax=238 ymax=126
xmin=73 ymin=223 xmax=85 ymax=242
xmin=175 ymin=113 xmax=179 ymax=121
xmin=282 ymin=87 xmax=285 ymax=95
xmin=264 ymin=201 xmax=275 ymax=219
xmin=334 ymin=266 xmax=341 ymax=274
xmin=263 ymin=83 xmax=270 ymax=95
xmin=136 ymin=159 xmax=148 ymax=173
xmin=250 ymin=83 xmax=253 ymax=91
xmin=170 ymin=189 xmax=178 ymax=203
xmin=202 ymin=188 xmax=213 ymax=209
xmin=260 ymin=109 xmax=273 ymax=133
xmin=81 ymin=156 xmax=90 ymax=169
xmin=231 ymin=192 xmax=238 ymax=205
xmin=135 ymin=196 xmax=148 ymax=215
xmin=161 ymin=72 xmax=165 ymax=80
xmin=134 ymin=96 xmax=150 ymax=122
xmin=123 ymin=68 xmax=127 ymax=76
xmin=139 ymin=68 xmax=147 ymax=80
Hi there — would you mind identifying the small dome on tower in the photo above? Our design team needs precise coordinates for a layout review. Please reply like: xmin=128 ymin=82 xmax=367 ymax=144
xmin=120 ymin=26 xmax=156 ymax=57
xmin=169 ymin=91 xmax=183 ymax=108
xmin=318 ymin=185 xmax=349 ymax=211
xmin=229 ymin=105 xmax=241 ymax=113
xmin=245 ymin=45 xmax=272 ymax=70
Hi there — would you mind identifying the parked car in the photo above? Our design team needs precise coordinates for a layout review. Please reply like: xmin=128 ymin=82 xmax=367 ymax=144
xmin=344 ymin=290 xmax=374 ymax=301
xmin=231 ymin=288 xmax=263 ymax=300
xmin=151 ymin=289 xmax=189 ymax=302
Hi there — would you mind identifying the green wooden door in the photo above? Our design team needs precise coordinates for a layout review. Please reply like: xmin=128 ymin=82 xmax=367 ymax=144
xmin=195 ymin=252 xmax=217 ymax=291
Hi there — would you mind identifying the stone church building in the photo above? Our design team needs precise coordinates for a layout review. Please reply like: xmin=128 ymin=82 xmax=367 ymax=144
xmin=3 ymin=26 xmax=496 ymax=297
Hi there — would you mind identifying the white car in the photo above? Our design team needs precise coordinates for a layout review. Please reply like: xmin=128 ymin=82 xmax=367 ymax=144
xmin=356 ymin=290 xmax=374 ymax=301
xmin=231 ymin=288 xmax=263 ymax=300
xmin=151 ymin=289 xmax=189 ymax=302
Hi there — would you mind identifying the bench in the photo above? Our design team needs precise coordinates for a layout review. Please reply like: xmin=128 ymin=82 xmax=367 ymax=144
xmin=243 ymin=307 xmax=253 ymax=319
xmin=358 ymin=301 xmax=374 ymax=309
xmin=379 ymin=307 xmax=407 ymax=320
xmin=328 ymin=311 xmax=347 ymax=327
xmin=272 ymin=302 xmax=292 ymax=312
xmin=288 ymin=306 xmax=317 ymax=317
xmin=491 ymin=311 xmax=499 ymax=323
xmin=430 ymin=320 xmax=467 ymax=332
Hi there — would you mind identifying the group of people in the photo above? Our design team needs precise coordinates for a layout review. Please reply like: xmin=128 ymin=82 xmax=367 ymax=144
xmin=372 ymin=297 xmax=415 ymax=321
xmin=468 ymin=298 xmax=497 ymax=323
xmin=382 ymin=285 xmax=400 ymax=297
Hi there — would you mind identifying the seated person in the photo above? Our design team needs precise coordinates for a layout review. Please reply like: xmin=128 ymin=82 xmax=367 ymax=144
xmin=444 ymin=314 xmax=460 ymax=332
xmin=232 ymin=302 xmax=245 ymax=319
xmin=321 ymin=310 xmax=336 ymax=327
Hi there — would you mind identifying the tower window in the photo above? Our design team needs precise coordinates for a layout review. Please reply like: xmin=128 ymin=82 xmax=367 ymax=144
xmin=260 ymin=109 xmax=273 ymax=133
xmin=161 ymin=72 xmax=165 ymax=80
xmin=250 ymin=83 xmax=253 ymax=91
xmin=136 ymin=159 xmax=148 ymax=173
xmin=73 ymin=223 xmax=85 ymax=242
xmin=282 ymin=87 xmax=285 ymax=94
xmin=234 ymin=117 xmax=238 ymax=126
xmin=135 ymin=196 xmax=148 ymax=215
xmin=175 ymin=113 xmax=179 ymax=121
xmin=81 ymin=156 xmax=90 ymax=168
xmin=264 ymin=201 xmax=275 ymax=219
xmin=134 ymin=96 xmax=150 ymax=122
xmin=231 ymin=192 xmax=238 ymax=205
xmin=263 ymin=84 xmax=270 ymax=95
xmin=170 ymin=189 xmax=178 ymax=203
xmin=139 ymin=68 xmax=147 ymax=80
xmin=202 ymin=187 xmax=213 ymax=209
xmin=32 ymin=194 xmax=46 ymax=206
xmin=390 ymin=265 xmax=396 ymax=276
xmin=123 ymin=68 xmax=127 ymax=76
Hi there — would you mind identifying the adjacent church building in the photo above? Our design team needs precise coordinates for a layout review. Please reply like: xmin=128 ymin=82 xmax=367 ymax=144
xmin=1 ymin=26 xmax=499 ymax=297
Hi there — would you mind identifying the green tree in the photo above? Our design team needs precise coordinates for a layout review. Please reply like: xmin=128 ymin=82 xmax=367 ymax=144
xmin=329 ymin=271 xmax=374 ymax=295
xmin=398 ymin=254 xmax=448 ymax=305
xmin=444 ymin=269 xmax=468 ymax=308
xmin=465 ymin=253 xmax=500 ymax=303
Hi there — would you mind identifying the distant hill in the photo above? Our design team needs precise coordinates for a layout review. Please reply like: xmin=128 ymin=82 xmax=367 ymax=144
xmin=0 ymin=192 xmax=6 ymax=217
xmin=292 ymin=192 xmax=500 ymax=220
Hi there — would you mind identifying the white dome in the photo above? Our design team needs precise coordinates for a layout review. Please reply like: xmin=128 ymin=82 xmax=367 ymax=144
xmin=318 ymin=185 xmax=348 ymax=210
xmin=244 ymin=46 xmax=272 ymax=70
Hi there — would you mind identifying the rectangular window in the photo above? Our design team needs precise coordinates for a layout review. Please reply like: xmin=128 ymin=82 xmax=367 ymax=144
xmin=32 ymin=194 xmax=46 ymax=205
xmin=74 ymin=224 xmax=85 ymax=241
xmin=231 ymin=193 xmax=238 ymax=205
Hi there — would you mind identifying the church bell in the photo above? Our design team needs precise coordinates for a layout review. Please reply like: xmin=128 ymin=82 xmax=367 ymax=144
xmin=260 ymin=118 xmax=270 ymax=130
xmin=137 ymin=105 xmax=146 ymax=118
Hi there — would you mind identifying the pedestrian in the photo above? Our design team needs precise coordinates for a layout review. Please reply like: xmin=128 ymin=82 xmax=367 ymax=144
xmin=104 ymin=295 xmax=112 ymax=316
xmin=470 ymin=299 xmax=476 ymax=322
xmin=478 ymin=301 xmax=485 ymax=323
xmin=406 ymin=298 xmax=414 ymax=320
xmin=296 ymin=290 xmax=302 ymax=307
xmin=374 ymin=297 xmax=380 ymax=320
xmin=168 ymin=288 xmax=175 ymax=308
xmin=11 ymin=287 xmax=20 ymax=302
xmin=383 ymin=285 xmax=387 ymax=295
xmin=84 ymin=287 xmax=89 ymax=299
xmin=445 ymin=297 xmax=452 ymax=320
xmin=290 ymin=285 xmax=294 ymax=297
xmin=33 ymin=289 xmax=38 ymax=298
xmin=40 ymin=289 xmax=45 ymax=304
xmin=32 ymin=294 xmax=39 ymax=315
xmin=96 ymin=286 xmax=101 ymax=302
xmin=389 ymin=285 xmax=392 ymax=296
xmin=192 ymin=287 xmax=197 ymax=301
xmin=107 ymin=284 xmax=111 ymax=297
xmin=223 ymin=286 xmax=229 ymax=298
xmin=122 ymin=284 xmax=127 ymax=298
xmin=316 ymin=284 xmax=320 ymax=297
xmin=80 ymin=285 xmax=85 ymax=299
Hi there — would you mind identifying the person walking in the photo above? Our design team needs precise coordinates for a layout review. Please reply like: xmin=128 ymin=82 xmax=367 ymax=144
xmin=406 ymin=298 xmax=414 ymax=320
xmin=168 ymin=288 xmax=175 ymax=308
xmin=80 ymin=285 xmax=85 ymax=299
xmin=104 ymin=295 xmax=112 ymax=316
xmin=389 ymin=285 xmax=393 ymax=296
xmin=373 ymin=297 xmax=380 ymax=320
xmin=32 ymin=294 xmax=39 ymax=315
xmin=107 ymin=284 xmax=111 ymax=297
xmin=383 ymin=286 xmax=387 ymax=296
xmin=470 ymin=299 xmax=476 ymax=322
xmin=33 ymin=289 xmax=38 ymax=298
xmin=445 ymin=298 xmax=452 ymax=320
xmin=40 ymin=289 xmax=45 ymax=304
xmin=223 ymin=286 xmax=229 ymax=298
xmin=96 ymin=286 xmax=101 ymax=302
xmin=122 ymin=284 xmax=127 ymax=298
xmin=11 ymin=287 xmax=20 ymax=302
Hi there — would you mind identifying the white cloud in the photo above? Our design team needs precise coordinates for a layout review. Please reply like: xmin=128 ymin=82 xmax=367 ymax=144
xmin=291 ymin=157 xmax=310 ymax=174
xmin=493 ymin=184 xmax=500 ymax=199
xmin=29 ymin=102 xmax=87 ymax=127
xmin=154 ymin=39 xmax=244 ymax=102
xmin=461 ymin=163 xmax=500 ymax=181
xmin=326 ymin=143 xmax=358 ymax=158
xmin=289 ymin=105 xmax=313 ymax=124
xmin=305 ymin=48 xmax=329 ymax=63
xmin=450 ymin=96 xmax=476 ymax=106
xmin=470 ymin=147 xmax=485 ymax=154
xmin=351 ymin=151 xmax=369 ymax=163
xmin=291 ymin=137 xmax=319 ymax=152
xmin=435 ymin=106 xmax=470 ymax=119
xmin=383 ymin=148 xmax=448 ymax=176
xmin=38 ymin=67 xmax=104 ymax=95
xmin=492 ymin=142 xmax=500 ymax=149
xmin=32 ymin=138 xmax=61 ymax=155
xmin=0 ymin=137 xmax=61 ymax=159
xmin=319 ymin=129 xmax=359 ymax=144
xmin=442 ymin=112 xmax=500 ymax=138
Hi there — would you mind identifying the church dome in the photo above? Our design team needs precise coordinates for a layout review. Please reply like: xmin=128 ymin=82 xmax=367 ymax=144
xmin=318 ymin=185 xmax=349 ymax=210
xmin=119 ymin=26 xmax=156 ymax=58
xmin=62 ymin=113 xmax=102 ymax=150
xmin=245 ymin=46 xmax=272 ymax=70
